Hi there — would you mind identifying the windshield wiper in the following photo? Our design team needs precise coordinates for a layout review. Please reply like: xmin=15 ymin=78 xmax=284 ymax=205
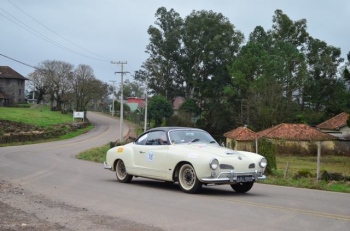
xmin=188 ymin=138 xmax=200 ymax=144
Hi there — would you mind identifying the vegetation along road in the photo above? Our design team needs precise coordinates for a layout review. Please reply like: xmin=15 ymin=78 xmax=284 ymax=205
xmin=0 ymin=112 xmax=349 ymax=231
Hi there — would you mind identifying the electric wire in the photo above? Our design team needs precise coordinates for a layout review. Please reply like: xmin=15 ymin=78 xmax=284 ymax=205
xmin=0 ymin=3 xmax=110 ymax=62
xmin=0 ymin=53 xmax=38 ymax=70
xmin=7 ymin=0 xmax=113 ymax=62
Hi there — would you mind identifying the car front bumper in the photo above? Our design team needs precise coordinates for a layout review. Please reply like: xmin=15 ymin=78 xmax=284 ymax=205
xmin=201 ymin=170 xmax=266 ymax=184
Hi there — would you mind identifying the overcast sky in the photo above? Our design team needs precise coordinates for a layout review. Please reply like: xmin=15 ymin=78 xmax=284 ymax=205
xmin=1 ymin=0 xmax=349 ymax=86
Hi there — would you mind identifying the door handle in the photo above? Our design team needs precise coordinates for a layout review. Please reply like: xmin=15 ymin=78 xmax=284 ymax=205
xmin=139 ymin=151 xmax=145 ymax=154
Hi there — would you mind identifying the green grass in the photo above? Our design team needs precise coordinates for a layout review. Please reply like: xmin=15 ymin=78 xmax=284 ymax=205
xmin=0 ymin=105 xmax=93 ymax=145
xmin=262 ymin=155 xmax=350 ymax=193
xmin=77 ymin=144 xmax=110 ymax=163
xmin=0 ymin=125 xmax=94 ymax=147
xmin=0 ymin=105 xmax=72 ymax=127
xmin=275 ymin=155 xmax=350 ymax=176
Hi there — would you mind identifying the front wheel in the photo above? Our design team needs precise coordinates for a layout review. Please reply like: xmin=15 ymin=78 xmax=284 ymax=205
xmin=178 ymin=164 xmax=202 ymax=194
xmin=230 ymin=182 xmax=254 ymax=193
xmin=116 ymin=160 xmax=133 ymax=183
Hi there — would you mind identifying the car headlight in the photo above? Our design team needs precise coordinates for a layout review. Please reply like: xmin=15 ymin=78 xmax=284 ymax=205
xmin=259 ymin=158 xmax=267 ymax=168
xmin=209 ymin=158 xmax=219 ymax=170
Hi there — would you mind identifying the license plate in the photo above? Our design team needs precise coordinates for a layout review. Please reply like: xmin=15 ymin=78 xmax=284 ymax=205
xmin=236 ymin=175 xmax=253 ymax=182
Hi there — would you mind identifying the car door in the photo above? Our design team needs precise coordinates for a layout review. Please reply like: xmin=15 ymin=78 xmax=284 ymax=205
xmin=133 ymin=131 xmax=168 ymax=179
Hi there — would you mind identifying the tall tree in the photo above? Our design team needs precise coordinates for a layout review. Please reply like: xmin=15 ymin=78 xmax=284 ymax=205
xmin=141 ymin=7 xmax=184 ymax=101
xmin=181 ymin=10 xmax=243 ymax=132
xmin=117 ymin=79 xmax=145 ymax=98
xmin=270 ymin=10 xmax=309 ymax=104
xmin=27 ymin=69 xmax=50 ymax=104
xmin=70 ymin=64 xmax=108 ymax=111
xmin=36 ymin=60 xmax=73 ymax=111
xmin=148 ymin=95 xmax=173 ymax=126
xmin=303 ymin=37 xmax=344 ymax=113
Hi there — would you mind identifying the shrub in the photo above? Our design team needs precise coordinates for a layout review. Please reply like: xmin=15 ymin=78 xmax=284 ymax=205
xmin=258 ymin=138 xmax=277 ymax=174
xmin=320 ymin=170 xmax=345 ymax=181
xmin=230 ymin=140 xmax=236 ymax=150
xmin=293 ymin=169 xmax=314 ymax=179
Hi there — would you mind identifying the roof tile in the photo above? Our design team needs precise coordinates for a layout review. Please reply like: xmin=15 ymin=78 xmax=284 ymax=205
xmin=316 ymin=112 xmax=349 ymax=130
xmin=0 ymin=66 xmax=28 ymax=80
xmin=257 ymin=123 xmax=336 ymax=141
xmin=224 ymin=127 xmax=258 ymax=141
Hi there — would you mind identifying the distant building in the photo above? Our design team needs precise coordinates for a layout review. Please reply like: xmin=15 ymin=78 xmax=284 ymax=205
xmin=126 ymin=97 xmax=145 ymax=112
xmin=316 ymin=112 xmax=350 ymax=140
xmin=224 ymin=126 xmax=258 ymax=152
xmin=257 ymin=123 xmax=336 ymax=151
xmin=0 ymin=66 xmax=28 ymax=106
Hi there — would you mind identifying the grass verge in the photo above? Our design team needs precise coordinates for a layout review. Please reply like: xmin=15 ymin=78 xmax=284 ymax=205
xmin=77 ymin=144 xmax=110 ymax=163
xmin=1 ymin=124 xmax=94 ymax=146
xmin=0 ymin=105 xmax=93 ymax=146
xmin=0 ymin=105 xmax=73 ymax=127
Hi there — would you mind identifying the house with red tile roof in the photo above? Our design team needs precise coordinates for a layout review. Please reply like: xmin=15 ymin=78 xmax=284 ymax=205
xmin=0 ymin=66 xmax=28 ymax=106
xmin=258 ymin=123 xmax=335 ymax=141
xmin=257 ymin=123 xmax=336 ymax=152
xmin=316 ymin=112 xmax=350 ymax=140
xmin=223 ymin=126 xmax=258 ymax=152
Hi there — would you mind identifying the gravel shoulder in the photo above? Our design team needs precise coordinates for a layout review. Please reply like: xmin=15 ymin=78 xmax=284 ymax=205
xmin=0 ymin=179 xmax=163 ymax=231
xmin=0 ymin=119 xmax=161 ymax=231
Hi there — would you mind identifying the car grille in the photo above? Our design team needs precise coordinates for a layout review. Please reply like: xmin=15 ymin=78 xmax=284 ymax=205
xmin=220 ymin=164 xmax=234 ymax=169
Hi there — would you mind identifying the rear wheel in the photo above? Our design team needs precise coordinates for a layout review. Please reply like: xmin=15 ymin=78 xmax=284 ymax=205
xmin=178 ymin=164 xmax=202 ymax=194
xmin=230 ymin=182 xmax=254 ymax=193
xmin=116 ymin=160 xmax=133 ymax=183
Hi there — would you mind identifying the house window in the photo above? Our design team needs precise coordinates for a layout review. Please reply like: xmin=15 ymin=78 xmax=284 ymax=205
xmin=19 ymin=89 xmax=21 ymax=96
xmin=6 ymin=79 xmax=10 ymax=85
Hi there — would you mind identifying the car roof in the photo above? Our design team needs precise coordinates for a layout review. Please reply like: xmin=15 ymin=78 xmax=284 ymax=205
xmin=147 ymin=127 xmax=204 ymax=133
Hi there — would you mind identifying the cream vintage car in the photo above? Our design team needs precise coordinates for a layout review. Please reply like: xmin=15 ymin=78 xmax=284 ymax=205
xmin=104 ymin=127 xmax=267 ymax=194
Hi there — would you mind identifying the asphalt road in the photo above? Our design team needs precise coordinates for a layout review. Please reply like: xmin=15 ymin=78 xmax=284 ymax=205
xmin=0 ymin=112 xmax=349 ymax=231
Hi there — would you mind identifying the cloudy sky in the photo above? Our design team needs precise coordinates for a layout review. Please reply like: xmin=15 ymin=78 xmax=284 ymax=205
xmin=1 ymin=0 xmax=349 ymax=86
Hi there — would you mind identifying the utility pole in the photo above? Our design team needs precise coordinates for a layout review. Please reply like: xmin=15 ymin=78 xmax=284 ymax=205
xmin=111 ymin=61 xmax=129 ymax=143
xmin=144 ymin=78 xmax=148 ymax=132
xmin=109 ymin=80 xmax=116 ymax=116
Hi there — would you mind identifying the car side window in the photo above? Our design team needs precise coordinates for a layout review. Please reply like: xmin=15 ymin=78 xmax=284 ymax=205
xmin=145 ymin=131 xmax=168 ymax=145
xmin=135 ymin=133 xmax=148 ymax=145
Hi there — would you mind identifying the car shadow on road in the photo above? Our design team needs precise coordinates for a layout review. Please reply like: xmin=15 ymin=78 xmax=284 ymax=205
xmin=103 ymin=178 xmax=265 ymax=197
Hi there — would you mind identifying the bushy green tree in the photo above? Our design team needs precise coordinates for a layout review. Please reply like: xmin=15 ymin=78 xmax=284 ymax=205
xmin=148 ymin=95 xmax=173 ymax=127
xmin=258 ymin=139 xmax=277 ymax=174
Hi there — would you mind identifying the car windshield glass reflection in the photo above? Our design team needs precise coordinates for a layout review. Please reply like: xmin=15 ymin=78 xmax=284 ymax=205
xmin=169 ymin=130 xmax=218 ymax=145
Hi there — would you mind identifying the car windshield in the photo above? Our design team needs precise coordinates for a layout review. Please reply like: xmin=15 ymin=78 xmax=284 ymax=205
xmin=169 ymin=130 xmax=218 ymax=145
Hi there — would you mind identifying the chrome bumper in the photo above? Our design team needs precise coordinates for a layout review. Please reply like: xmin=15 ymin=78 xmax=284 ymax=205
xmin=201 ymin=170 xmax=266 ymax=184
xmin=103 ymin=161 xmax=112 ymax=170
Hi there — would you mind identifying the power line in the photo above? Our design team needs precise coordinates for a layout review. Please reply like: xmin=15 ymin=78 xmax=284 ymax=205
xmin=0 ymin=2 xmax=111 ymax=62
xmin=7 ymin=0 xmax=112 ymax=62
xmin=0 ymin=53 xmax=37 ymax=70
